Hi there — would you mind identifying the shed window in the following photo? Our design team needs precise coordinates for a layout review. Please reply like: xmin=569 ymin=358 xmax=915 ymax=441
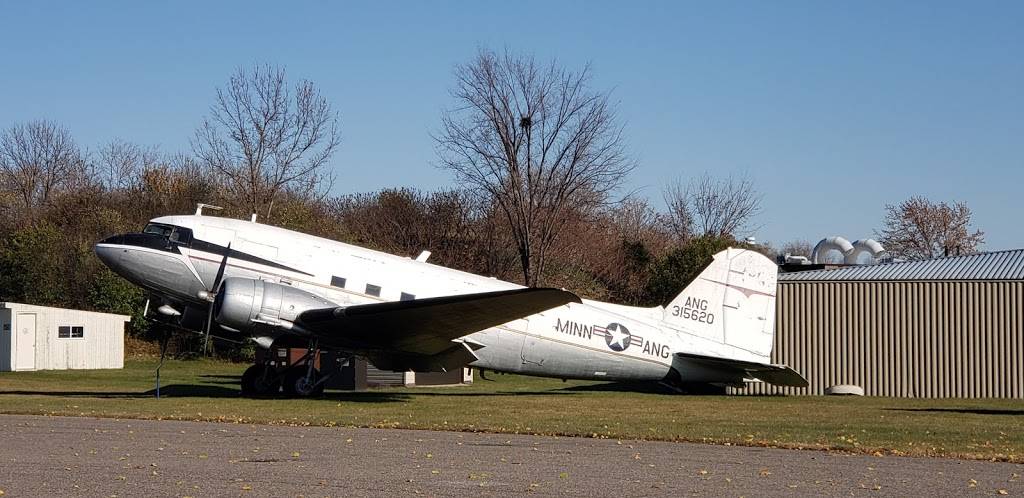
xmin=331 ymin=276 xmax=347 ymax=289
xmin=365 ymin=284 xmax=381 ymax=297
xmin=400 ymin=292 xmax=416 ymax=301
xmin=58 ymin=326 xmax=84 ymax=339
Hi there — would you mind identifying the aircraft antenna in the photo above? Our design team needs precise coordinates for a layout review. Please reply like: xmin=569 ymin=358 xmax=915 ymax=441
xmin=195 ymin=203 xmax=224 ymax=216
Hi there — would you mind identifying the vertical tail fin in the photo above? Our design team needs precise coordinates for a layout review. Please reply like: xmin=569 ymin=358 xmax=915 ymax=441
xmin=663 ymin=248 xmax=778 ymax=358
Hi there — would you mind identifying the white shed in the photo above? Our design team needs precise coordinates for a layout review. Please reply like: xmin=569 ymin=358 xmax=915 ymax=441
xmin=0 ymin=302 xmax=129 ymax=371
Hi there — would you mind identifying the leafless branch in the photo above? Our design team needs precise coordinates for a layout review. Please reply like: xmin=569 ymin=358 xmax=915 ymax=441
xmin=435 ymin=49 xmax=635 ymax=286
xmin=192 ymin=64 xmax=340 ymax=220
xmin=0 ymin=120 xmax=88 ymax=217
xmin=663 ymin=173 xmax=762 ymax=239
xmin=877 ymin=196 xmax=984 ymax=259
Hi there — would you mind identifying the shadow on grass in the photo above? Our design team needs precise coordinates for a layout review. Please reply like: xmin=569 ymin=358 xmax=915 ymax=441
xmin=885 ymin=408 xmax=1024 ymax=416
xmin=560 ymin=381 xmax=678 ymax=394
xmin=0 ymin=385 xmax=244 ymax=399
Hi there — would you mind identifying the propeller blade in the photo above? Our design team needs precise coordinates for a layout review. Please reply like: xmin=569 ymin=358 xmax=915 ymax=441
xmin=210 ymin=242 xmax=231 ymax=293
xmin=203 ymin=298 xmax=215 ymax=356
xmin=203 ymin=242 xmax=231 ymax=357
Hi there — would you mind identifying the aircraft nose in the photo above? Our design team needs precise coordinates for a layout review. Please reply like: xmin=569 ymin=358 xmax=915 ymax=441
xmin=94 ymin=236 xmax=127 ymax=271
xmin=97 ymin=234 xmax=126 ymax=245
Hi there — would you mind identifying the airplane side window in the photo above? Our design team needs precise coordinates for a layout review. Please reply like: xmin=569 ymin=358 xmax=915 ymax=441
xmin=331 ymin=276 xmax=347 ymax=289
xmin=365 ymin=284 xmax=381 ymax=297
xmin=169 ymin=227 xmax=193 ymax=245
xmin=400 ymin=292 xmax=415 ymax=301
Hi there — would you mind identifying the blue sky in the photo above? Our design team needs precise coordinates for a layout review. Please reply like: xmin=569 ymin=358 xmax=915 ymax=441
xmin=2 ymin=2 xmax=1021 ymax=249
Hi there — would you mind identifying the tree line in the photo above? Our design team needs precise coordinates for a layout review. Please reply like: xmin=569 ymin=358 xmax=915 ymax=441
xmin=0 ymin=50 xmax=985 ymax=352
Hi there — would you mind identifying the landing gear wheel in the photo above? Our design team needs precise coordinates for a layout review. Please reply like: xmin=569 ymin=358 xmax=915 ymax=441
xmin=241 ymin=364 xmax=280 ymax=397
xmin=283 ymin=368 xmax=324 ymax=397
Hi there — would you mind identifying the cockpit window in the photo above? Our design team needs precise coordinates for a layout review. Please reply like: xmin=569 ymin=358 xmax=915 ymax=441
xmin=143 ymin=223 xmax=173 ymax=237
xmin=142 ymin=223 xmax=193 ymax=246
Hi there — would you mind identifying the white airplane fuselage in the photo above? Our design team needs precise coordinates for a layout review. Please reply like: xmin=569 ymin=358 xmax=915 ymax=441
xmin=95 ymin=214 xmax=775 ymax=384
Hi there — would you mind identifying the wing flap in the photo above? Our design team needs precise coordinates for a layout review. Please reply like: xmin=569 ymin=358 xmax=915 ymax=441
xmin=298 ymin=288 xmax=580 ymax=356
xmin=674 ymin=352 xmax=808 ymax=388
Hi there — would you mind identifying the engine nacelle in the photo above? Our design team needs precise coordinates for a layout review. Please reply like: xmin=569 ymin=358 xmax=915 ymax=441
xmin=214 ymin=277 xmax=337 ymax=333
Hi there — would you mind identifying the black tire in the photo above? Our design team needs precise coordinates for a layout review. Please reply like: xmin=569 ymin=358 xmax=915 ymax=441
xmin=241 ymin=364 xmax=280 ymax=397
xmin=282 ymin=367 xmax=324 ymax=397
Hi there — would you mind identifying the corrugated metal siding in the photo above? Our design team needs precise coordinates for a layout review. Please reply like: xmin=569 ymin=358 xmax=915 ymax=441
xmin=365 ymin=365 xmax=406 ymax=386
xmin=779 ymin=249 xmax=1024 ymax=282
xmin=0 ymin=303 xmax=127 ymax=371
xmin=737 ymin=281 xmax=1024 ymax=398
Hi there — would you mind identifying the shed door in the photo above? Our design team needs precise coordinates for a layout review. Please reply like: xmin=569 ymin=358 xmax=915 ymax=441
xmin=15 ymin=313 xmax=36 ymax=370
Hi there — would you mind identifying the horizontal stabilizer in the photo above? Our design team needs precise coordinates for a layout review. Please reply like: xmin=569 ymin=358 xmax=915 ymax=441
xmin=674 ymin=352 xmax=808 ymax=388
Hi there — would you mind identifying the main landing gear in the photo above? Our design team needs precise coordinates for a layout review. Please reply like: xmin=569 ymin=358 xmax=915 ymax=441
xmin=240 ymin=340 xmax=329 ymax=398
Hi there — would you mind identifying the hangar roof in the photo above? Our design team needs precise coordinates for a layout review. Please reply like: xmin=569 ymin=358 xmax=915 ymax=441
xmin=779 ymin=248 xmax=1024 ymax=282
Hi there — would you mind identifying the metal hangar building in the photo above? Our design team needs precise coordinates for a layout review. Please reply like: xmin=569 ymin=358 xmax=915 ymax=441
xmin=745 ymin=249 xmax=1024 ymax=398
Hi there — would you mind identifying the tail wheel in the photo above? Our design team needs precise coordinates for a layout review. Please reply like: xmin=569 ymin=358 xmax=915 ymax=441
xmin=283 ymin=367 xmax=324 ymax=397
xmin=241 ymin=364 xmax=280 ymax=397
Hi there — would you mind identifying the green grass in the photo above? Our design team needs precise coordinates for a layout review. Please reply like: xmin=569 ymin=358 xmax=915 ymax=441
xmin=0 ymin=359 xmax=1021 ymax=462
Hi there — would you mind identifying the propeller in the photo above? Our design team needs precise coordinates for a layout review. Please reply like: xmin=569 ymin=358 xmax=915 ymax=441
xmin=202 ymin=243 xmax=231 ymax=356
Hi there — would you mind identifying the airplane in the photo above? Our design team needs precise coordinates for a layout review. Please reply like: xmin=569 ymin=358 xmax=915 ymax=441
xmin=94 ymin=205 xmax=807 ymax=397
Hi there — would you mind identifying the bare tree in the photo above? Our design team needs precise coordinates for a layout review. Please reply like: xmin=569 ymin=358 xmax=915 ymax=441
xmin=192 ymin=64 xmax=340 ymax=220
xmin=0 ymin=120 xmax=88 ymax=216
xmin=877 ymin=196 xmax=984 ymax=259
xmin=662 ymin=179 xmax=693 ymax=241
xmin=96 ymin=139 xmax=160 ymax=191
xmin=436 ymin=49 xmax=634 ymax=286
xmin=663 ymin=173 xmax=762 ymax=238
xmin=779 ymin=239 xmax=813 ymax=258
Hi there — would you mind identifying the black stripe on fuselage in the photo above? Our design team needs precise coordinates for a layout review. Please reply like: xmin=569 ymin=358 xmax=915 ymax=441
xmin=101 ymin=232 xmax=314 ymax=277
xmin=188 ymin=238 xmax=315 ymax=277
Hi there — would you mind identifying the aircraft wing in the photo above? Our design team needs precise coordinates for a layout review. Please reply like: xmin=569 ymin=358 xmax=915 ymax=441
xmin=297 ymin=288 xmax=580 ymax=356
xmin=674 ymin=352 xmax=809 ymax=388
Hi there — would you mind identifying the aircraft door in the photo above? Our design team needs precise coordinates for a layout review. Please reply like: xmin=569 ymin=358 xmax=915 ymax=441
xmin=519 ymin=316 xmax=546 ymax=367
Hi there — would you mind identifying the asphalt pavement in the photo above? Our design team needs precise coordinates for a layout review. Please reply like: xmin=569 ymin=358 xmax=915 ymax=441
xmin=0 ymin=414 xmax=1019 ymax=497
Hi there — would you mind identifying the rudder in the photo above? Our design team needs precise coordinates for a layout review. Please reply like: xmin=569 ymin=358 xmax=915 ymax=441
xmin=663 ymin=248 xmax=777 ymax=357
